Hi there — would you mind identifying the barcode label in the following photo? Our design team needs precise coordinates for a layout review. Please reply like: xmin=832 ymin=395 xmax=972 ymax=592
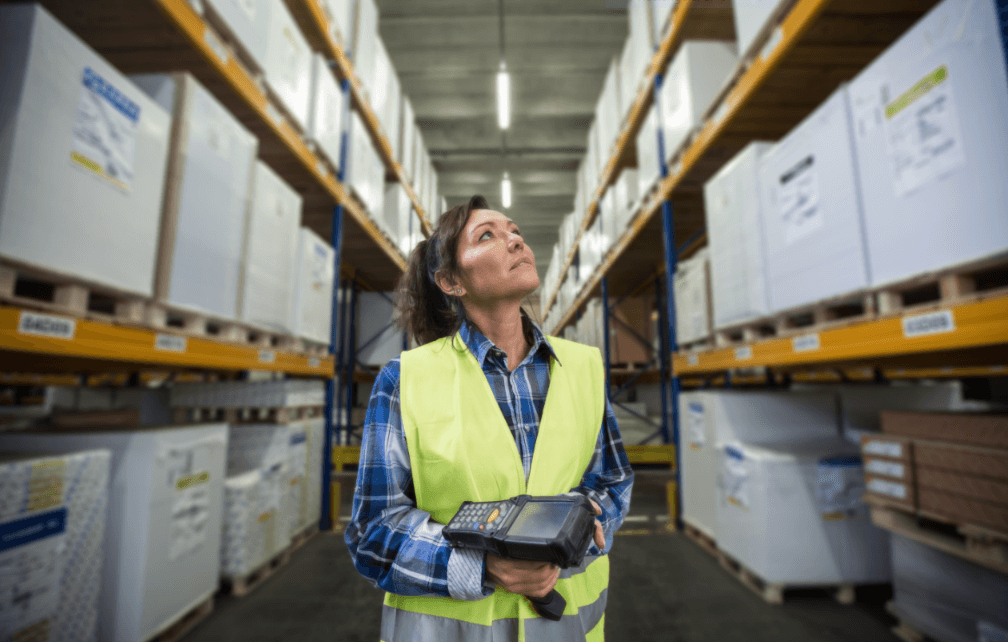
xmin=863 ymin=440 xmax=902 ymax=458
xmin=18 ymin=312 xmax=76 ymax=340
xmin=688 ymin=354 xmax=699 ymax=366
xmin=902 ymin=310 xmax=955 ymax=338
xmin=154 ymin=334 xmax=187 ymax=353
xmin=734 ymin=346 xmax=752 ymax=361
xmin=865 ymin=459 xmax=904 ymax=479
xmin=308 ymin=357 xmax=321 ymax=368
xmin=203 ymin=27 xmax=229 ymax=65
xmin=259 ymin=350 xmax=276 ymax=364
xmin=867 ymin=478 xmax=907 ymax=500
xmin=792 ymin=333 xmax=820 ymax=353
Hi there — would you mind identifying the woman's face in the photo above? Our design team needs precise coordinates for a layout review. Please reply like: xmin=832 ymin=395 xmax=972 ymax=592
xmin=453 ymin=208 xmax=539 ymax=302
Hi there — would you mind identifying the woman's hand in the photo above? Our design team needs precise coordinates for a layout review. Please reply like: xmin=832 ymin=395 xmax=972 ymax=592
xmin=485 ymin=556 xmax=560 ymax=598
xmin=589 ymin=499 xmax=605 ymax=551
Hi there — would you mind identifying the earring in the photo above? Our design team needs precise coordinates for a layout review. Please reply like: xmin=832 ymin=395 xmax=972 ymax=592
xmin=456 ymin=289 xmax=462 ymax=295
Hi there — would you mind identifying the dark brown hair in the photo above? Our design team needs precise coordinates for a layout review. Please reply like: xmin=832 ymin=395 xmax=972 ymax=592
xmin=396 ymin=195 xmax=540 ymax=347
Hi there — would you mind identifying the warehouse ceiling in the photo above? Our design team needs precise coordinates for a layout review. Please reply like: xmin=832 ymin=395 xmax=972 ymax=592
xmin=376 ymin=0 xmax=629 ymax=284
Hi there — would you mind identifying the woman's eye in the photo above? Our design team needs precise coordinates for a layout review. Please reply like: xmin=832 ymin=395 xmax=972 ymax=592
xmin=480 ymin=231 xmax=493 ymax=241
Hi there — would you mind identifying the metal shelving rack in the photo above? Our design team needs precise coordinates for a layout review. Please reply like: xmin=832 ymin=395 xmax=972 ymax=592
xmin=0 ymin=0 xmax=429 ymax=532
xmin=545 ymin=0 xmax=1008 ymax=528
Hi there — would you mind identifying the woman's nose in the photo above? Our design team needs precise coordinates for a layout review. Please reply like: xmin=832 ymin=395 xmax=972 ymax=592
xmin=509 ymin=233 xmax=524 ymax=251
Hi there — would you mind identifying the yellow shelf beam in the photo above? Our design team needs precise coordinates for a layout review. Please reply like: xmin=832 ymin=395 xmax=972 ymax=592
xmin=295 ymin=0 xmax=432 ymax=235
xmin=153 ymin=0 xmax=408 ymax=271
xmin=0 ymin=307 xmax=334 ymax=376
xmin=673 ymin=296 xmax=1008 ymax=375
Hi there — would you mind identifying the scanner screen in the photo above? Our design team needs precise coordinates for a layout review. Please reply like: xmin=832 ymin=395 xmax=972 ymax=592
xmin=507 ymin=501 xmax=570 ymax=540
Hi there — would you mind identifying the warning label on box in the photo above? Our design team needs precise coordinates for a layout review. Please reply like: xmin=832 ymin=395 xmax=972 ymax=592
xmin=884 ymin=65 xmax=966 ymax=198
xmin=778 ymin=155 xmax=823 ymax=245
xmin=70 ymin=67 xmax=139 ymax=192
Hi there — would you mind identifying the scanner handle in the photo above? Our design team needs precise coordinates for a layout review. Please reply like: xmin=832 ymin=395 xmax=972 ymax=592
xmin=526 ymin=589 xmax=566 ymax=621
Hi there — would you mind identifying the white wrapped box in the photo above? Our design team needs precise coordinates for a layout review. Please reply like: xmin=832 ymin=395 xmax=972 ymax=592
xmin=651 ymin=0 xmax=675 ymax=44
xmin=614 ymin=168 xmax=639 ymax=235
xmin=221 ymin=470 xmax=269 ymax=578
xmin=199 ymin=0 xmax=270 ymax=73
xmin=585 ymin=121 xmax=600 ymax=195
xmin=241 ymin=161 xmax=302 ymax=333
xmin=131 ymin=72 xmax=256 ymax=322
xmin=0 ymin=5 xmax=171 ymax=298
xmin=679 ymin=391 xmax=716 ymax=538
xmin=595 ymin=58 xmax=622 ymax=162
xmin=170 ymin=380 xmax=324 ymax=409
xmin=600 ymin=187 xmax=619 ymax=252
xmin=716 ymin=438 xmax=890 ymax=585
xmin=0 ymin=424 xmax=228 ymax=642
xmin=0 ymin=450 xmax=110 ymax=642
xmin=628 ymin=0 xmax=656 ymax=96
xmin=618 ymin=36 xmax=639 ymax=124
xmin=285 ymin=422 xmax=309 ymax=537
xmin=351 ymin=0 xmax=379 ymax=102
xmin=659 ymin=41 xmax=737 ymax=164
xmin=262 ymin=0 xmax=311 ymax=131
xmin=384 ymin=183 xmax=412 ymax=248
xmin=226 ymin=423 xmax=291 ymax=556
xmin=369 ymin=38 xmax=393 ymax=143
xmin=829 ymin=382 xmax=964 ymax=444
xmin=300 ymin=417 xmax=326 ymax=532
xmin=319 ymin=0 xmax=352 ymax=50
xmin=703 ymin=142 xmax=774 ymax=328
xmin=707 ymin=390 xmax=840 ymax=446
xmin=673 ymin=248 xmax=712 ymax=345
xmin=356 ymin=292 xmax=404 ymax=367
xmin=349 ymin=112 xmax=386 ymax=219
xmin=307 ymin=53 xmax=346 ymax=174
xmin=759 ymin=89 xmax=869 ymax=313
xmin=731 ymin=0 xmax=792 ymax=63
xmin=399 ymin=97 xmax=416 ymax=181
xmin=848 ymin=0 xmax=1008 ymax=288
xmin=291 ymin=227 xmax=335 ymax=345
xmin=891 ymin=533 xmax=1008 ymax=642
xmin=636 ymin=105 xmax=661 ymax=200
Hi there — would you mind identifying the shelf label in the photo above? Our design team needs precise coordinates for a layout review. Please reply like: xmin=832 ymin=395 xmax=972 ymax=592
xmin=687 ymin=354 xmax=699 ymax=366
xmin=265 ymin=103 xmax=283 ymax=126
xmin=202 ymin=27 xmax=229 ymax=66
xmin=734 ymin=346 xmax=752 ymax=361
xmin=792 ymin=333 xmax=820 ymax=353
xmin=154 ymin=334 xmax=187 ymax=353
xmin=258 ymin=350 xmax=276 ymax=364
xmin=759 ymin=26 xmax=784 ymax=62
xmin=712 ymin=101 xmax=730 ymax=126
xmin=17 ymin=312 xmax=76 ymax=340
xmin=316 ymin=160 xmax=327 ymax=179
xmin=308 ymin=357 xmax=321 ymax=369
xmin=902 ymin=310 xmax=955 ymax=339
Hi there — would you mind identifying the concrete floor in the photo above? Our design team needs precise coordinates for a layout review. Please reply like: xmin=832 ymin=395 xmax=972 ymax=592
xmin=180 ymin=513 xmax=902 ymax=642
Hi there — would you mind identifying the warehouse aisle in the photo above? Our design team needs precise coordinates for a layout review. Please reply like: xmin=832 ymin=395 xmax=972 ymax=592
xmin=180 ymin=527 xmax=900 ymax=642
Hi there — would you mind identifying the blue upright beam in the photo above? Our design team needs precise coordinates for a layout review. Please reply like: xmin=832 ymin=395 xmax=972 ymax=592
xmin=344 ymin=281 xmax=359 ymax=442
xmin=321 ymin=203 xmax=345 ymax=531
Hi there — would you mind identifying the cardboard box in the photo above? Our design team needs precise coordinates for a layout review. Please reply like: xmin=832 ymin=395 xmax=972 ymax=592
xmin=881 ymin=411 xmax=1008 ymax=450
xmin=240 ymin=161 xmax=302 ymax=333
xmin=307 ymin=52 xmax=345 ymax=174
xmin=848 ymin=0 xmax=1008 ymax=288
xmin=0 ymin=5 xmax=171 ymax=298
xmin=609 ymin=297 xmax=653 ymax=364
xmin=0 ymin=450 xmax=110 ymax=642
xmin=759 ymin=88 xmax=870 ymax=314
xmin=918 ymin=488 xmax=1008 ymax=535
xmin=865 ymin=474 xmax=916 ymax=511
xmin=703 ymin=142 xmax=775 ymax=328
xmin=914 ymin=441 xmax=1008 ymax=481
xmin=132 ymin=72 xmax=257 ymax=322
xmin=916 ymin=468 xmax=1008 ymax=506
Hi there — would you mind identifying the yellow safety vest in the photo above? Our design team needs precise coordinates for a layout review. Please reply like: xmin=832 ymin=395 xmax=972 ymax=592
xmin=387 ymin=333 xmax=608 ymax=642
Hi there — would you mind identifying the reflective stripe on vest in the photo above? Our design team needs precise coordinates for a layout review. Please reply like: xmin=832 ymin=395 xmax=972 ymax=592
xmin=392 ymin=333 xmax=608 ymax=642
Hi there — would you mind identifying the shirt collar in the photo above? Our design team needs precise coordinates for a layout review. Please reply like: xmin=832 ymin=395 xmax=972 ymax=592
xmin=459 ymin=316 xmax=561 ymax=368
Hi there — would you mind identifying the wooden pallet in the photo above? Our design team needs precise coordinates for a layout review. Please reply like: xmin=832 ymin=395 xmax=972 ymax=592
xmin=146 ymin=595 xmax=214 ymax=642
xmin=715 ymin=548 xmax=857 ymax=605
xmin=682 ymin=521 xmax=718 ymax=559
xmin=174 ymin=405 xmax=324 ymax=425
xmin=868 ymin=502 xmax=1008 ymax=575
xmin=223 ymin=549 xmax=291 ymax=597
xmin=289 ymin=524 xmax=320 ymax=554
xmin=885 ymin=602 xmax=941 ymax=642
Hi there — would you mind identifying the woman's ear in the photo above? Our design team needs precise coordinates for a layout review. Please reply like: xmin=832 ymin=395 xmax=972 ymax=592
xmin=435 ymin=271 xmax=460 ymax=297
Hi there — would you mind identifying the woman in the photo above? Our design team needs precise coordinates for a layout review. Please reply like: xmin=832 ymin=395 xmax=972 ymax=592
xmin=345 ymin=195 xmax=633 ymax=641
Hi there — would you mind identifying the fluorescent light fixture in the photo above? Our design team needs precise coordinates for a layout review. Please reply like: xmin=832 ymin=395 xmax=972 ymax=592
xmin=497 ymin=63 xmax=510 ymax=130
xmin=501 ymin=173 xmax=512 ymax=209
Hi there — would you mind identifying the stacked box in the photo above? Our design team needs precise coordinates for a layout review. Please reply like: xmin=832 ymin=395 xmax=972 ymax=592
xmin=349 ymin=112 xmax=386 ymax=220
xmin=609 ymin=298 xmax=653 ymax=364
xmin=384 ymin=183 xmax=412 ymax=249
xmin=716 ymin=438 xmax=890 ymax=585
xmin=307 ymin=52 xmax=346 ymax=174
xmin=241 ymin=161 xmax=303 ymax=333
xmin=399 ymin=97 xmax=416 ymax=181
xmin=848 ymin=0 xmax=1008 ymax=288
xmin=369 ymin=39 xmax=393 ymax=144
xmin=0 ymin=450 xmax=110 ymax=642
xmin=891 ymin=533 xmax=1008 ymax=642
xmin=46 ymin=385 xmax=173 ymax=425
xmin=618 ymin=36 xmax=639 ymax=124
xmin=680 ymin=391 xmax=716 ymax=538
xmin=673 ymin=248 xmax=713 ymax=345
xmin=759 ymin=88 xmax=869 ymax=313
xmin=226 ymin=424 xmax=292 ymax=556
xmin=303 ymin=417 xmax=326 ymax=531
xmin=170 ymin=380 xmax=325 ymax=409
xmin=595 ymin=58 xmax=622 ymax=162
xmin=861 ymin=433 xmax=916 ymax=511
xmin=356 ymin=292 xmax=404 ymax=367
xmin=286 ymin=421 xmax=309 ymax=537
xmin=731 ymin=0 xmax=793 ymax=63
xmin=703 ymin=142 xmax=774 ymax=327
xmin=199 ymin=0 xmax=270 ymax=73
xmin=659 ymin=41 xmax=737 ymax=164
xmin=291 ymin=227 xmax=335 ymax=345
xmin=636 ymin=105 xmax=661 ymax=200
xmin=1 ymin=424 xmax=228 ymax=642
xmin=263 ymin=0 xmax=312 ymax=131
xmin=627 ymin=0 xmax=656 ymax=102
xmin=708 ymin=390 xmax=840 ymax=446
xmin=319 ymin=0 xmax=352 ymax=49
xmin=613 ymin=168 xmax=639 ymax=235
xmin=0 ymin=5 xmax=171 ymax=298
xmin=585 ymin=121 xmax=600 ymax=195
xmin=221 ymin=469 xmax=281 ymax=578
xmin=651 ymin=0 xmax=675 ymax=44
xmin=350 ymin=0 xmax=379 ymax=102
xmin=600 ymin=188 xmax=619 ymax=253
xmin=131 ymin=72 xmax=257 ymax=322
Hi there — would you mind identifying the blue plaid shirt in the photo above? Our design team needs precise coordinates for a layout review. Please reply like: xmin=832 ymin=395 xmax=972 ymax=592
xmin=345 ymin=318 xmax=634 ymax=600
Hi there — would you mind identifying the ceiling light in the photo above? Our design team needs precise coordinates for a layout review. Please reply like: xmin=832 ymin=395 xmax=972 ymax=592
xmin=501 ymin=172 xmax=512 ymax=209
xmin=497 ymin=62 xmax=510 ymax=130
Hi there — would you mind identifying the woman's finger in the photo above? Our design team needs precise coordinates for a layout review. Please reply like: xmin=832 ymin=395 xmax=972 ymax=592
xmin=594 ymin=520 xmax=605 ymax=549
